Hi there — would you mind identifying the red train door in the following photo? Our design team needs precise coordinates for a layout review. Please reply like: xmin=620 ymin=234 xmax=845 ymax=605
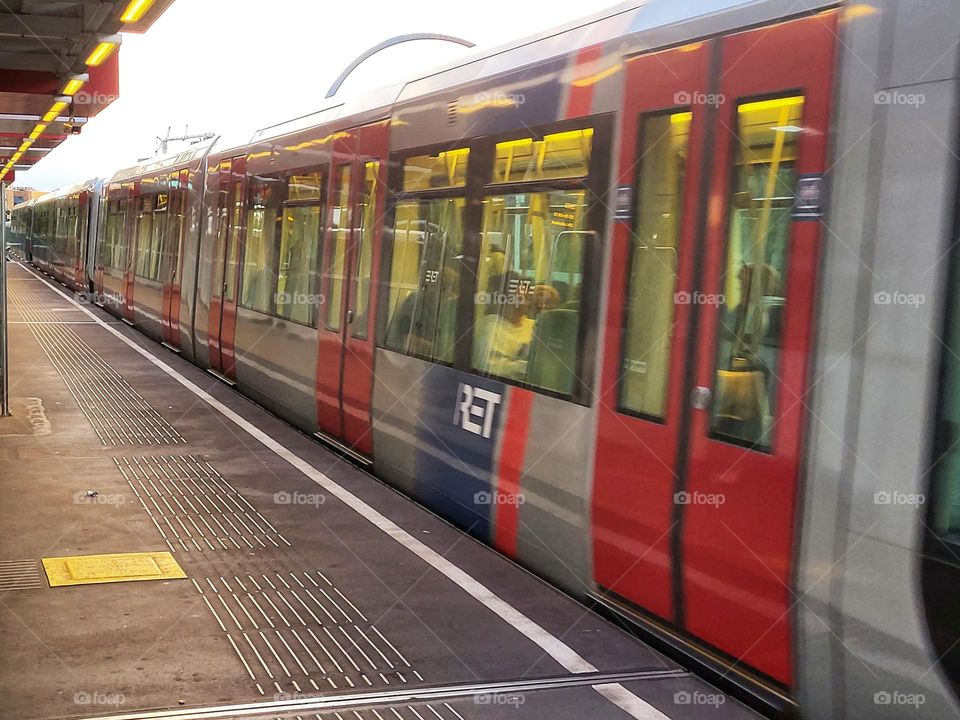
xmin=593 ymin=11 xmax=837 ymax=688
xmin=122 ymin=182 xmax=139 ymax=321
xmin=208 ymin=157 xmax=246 ymax=378
xmin=315 ymin=123 xmax=387 ymax=459
xmin=162 ymin=168 xmax=188 ymax=348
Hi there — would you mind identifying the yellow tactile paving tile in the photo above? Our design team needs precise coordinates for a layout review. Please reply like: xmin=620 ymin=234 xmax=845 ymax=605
xmin=41 ymin=551 xmax=187 ymax=587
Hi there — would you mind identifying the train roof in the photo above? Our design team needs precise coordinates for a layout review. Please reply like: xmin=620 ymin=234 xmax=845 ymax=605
xmin=28 ymin=177 xmax=102 ymax=207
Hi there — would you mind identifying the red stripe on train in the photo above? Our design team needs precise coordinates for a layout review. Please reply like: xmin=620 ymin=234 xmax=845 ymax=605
xmin=565 ymin=45 xmax=604 ymax=119
xmin=494 ymin=388 xmax=534 ymax=557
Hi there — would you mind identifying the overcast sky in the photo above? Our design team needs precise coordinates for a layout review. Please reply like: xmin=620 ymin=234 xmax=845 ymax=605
xmin=18 ymin=0 xmax=598 ymax=191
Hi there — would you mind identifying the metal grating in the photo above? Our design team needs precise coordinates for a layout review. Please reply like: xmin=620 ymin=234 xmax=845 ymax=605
xmin=8 ymin=282 xmax=185 ymax=446
xmin=0 ymin=560 xmax=42 ymax=591
xmin=194 ymin=570 xmax=426 ymax=698
xmin=115 ymin=455 xmax=290 ymax=553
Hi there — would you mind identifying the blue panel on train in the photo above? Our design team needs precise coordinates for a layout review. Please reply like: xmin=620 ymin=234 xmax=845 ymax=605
xmin=414 ymin=365 xmax=507 ymax=541
xmin=460 ymin=57 xmax=566 ymax=137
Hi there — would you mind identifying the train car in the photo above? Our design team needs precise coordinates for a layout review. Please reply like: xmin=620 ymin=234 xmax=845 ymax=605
xmin=8 ymin=197 xmax=34 ymax=255
xmin=94 ymin=140 xmax=215 ymax=357
xmin=20 ymin=178 xmax=101 ymax=291
xmin=14 ymin=1 xmax=960 ymax=718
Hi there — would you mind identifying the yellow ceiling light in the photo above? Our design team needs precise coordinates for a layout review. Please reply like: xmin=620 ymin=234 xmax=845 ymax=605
xmin=121 ymin=0 xmax=156 ymax=22
xmin=42 ymin=98 xmax=70 ymax=122
xmin=738 ymin=96 xmax=805 ymax=114
xmin=18 ymin=141 xmax=32 ymax=153
xmin=28 ymin=123 xmax=47 ymax=140
xmin=85 ymin=35 xmax=121 ymax=66
xmin=62 ymin=74 xmax=88 ymax=96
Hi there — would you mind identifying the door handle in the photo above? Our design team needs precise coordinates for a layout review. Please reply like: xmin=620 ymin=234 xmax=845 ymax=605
xmin=691 ymin=386 xmax=712 ymax=410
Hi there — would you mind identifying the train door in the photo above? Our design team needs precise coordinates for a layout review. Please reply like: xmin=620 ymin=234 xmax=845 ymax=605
xmin=161 ymin=168 xmax=188 ymax=348
xmin=592 ymin=12 xmax=836 ymax=688
xmin=208 ymin=157 xmax=246 ymax=378
xmin=315 ymin=123 xmax=387 ymax=459
xmin=122 ymin=182 xmax=138 ymax=322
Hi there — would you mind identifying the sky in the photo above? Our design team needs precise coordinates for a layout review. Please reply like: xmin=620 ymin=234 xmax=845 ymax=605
xmin=18 ymin=0 xmax=600 ymax=191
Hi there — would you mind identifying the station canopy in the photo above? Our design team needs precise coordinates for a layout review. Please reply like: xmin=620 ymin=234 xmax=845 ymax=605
xmin=0 ymin=0 xmax=176 ymax=184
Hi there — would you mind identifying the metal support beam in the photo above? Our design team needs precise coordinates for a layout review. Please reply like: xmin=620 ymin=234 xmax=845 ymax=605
xmin=0 ymin=183 xmax=9 ymax=416
xmin=325 ymin=33 xmax=475 ymax=98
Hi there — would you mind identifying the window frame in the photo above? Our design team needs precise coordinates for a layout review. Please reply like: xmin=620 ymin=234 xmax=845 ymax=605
xmin=377 ymin=116 xmax=612 ymax=406
xmin=273 ymin=165 xmax=327 ymax=328
xmin=616 ymin=106 xmax=692 ymax=424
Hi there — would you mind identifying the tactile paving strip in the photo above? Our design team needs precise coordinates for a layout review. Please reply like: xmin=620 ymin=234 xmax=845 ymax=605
xmin=114 ymin=455 xmax=290 ymax=553
xmin=193 ymin=570 xmax=425 ymax=697
xmin=0 ymin=560 xmax=43 ymax=591
xmin=42 ymin=551 xmax=187 ymax=587
xmin=8 ymin=281 xmax=185 ymax=446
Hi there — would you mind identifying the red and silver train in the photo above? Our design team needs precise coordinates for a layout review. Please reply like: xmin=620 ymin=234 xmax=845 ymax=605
xmin=10 ymin=1 xmax=960 ymax=717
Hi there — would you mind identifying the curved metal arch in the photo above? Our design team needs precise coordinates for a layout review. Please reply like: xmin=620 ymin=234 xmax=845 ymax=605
xmin=325 ymin=33 xmax=476 ymax=99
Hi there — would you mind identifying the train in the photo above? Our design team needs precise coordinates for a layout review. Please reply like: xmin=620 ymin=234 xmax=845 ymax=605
xmin=8 ymin=1 xmax=960 ymax=718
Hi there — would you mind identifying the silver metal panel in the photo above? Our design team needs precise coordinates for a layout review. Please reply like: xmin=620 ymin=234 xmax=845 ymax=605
xmin=515 ymin=394 xmax=595 ymax=595
xmin=889 ymin=0 xmax=960 ymax=86
xmin=370 ymin=349 xmax=421 ymax=495
xmin=233 ymin=307 xmax=319 ymax=431
xmin=839 ymin=77 xmax=959 ymax=720
xmin=133 ymin=278 xmax=163 ymax=340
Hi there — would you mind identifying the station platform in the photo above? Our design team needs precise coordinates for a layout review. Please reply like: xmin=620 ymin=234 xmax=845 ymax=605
xmin=0 ymin=262 xmax=761 ymax=720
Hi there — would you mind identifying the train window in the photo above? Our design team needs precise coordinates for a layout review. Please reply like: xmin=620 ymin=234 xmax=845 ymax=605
xmin=383 ymin=197 xmax=465 ymax=362
xmin=147 ymin=203 xmax=166 ymax=281
xmin=351 ymin=161 xmax=379 ymax=339
xmin=931 ymin=249 xmax=960 ymax=544
xmin=402 ymin=148 xmax=469 ymax=191
xmin=241 ymin=176 xmax=283 ymax=314
xmin=324 ymin=164 xmax=352 ymax=331
xmin=224 ymin=180 xmax=244 ymax=302
xmin=492 ymin=129 xmax=593 ymax=184
xmin=710 ymin=95 xmax=803 ymax=449
xmin=473 ymin=189 xmax=589 ymax=395
xmin=134 ymin=196 xmax=154 ymax=278
xmin=276 ymin=171 xmax=325 ymax=326
xmin=619 ymin=111 xmax=691 ymax=419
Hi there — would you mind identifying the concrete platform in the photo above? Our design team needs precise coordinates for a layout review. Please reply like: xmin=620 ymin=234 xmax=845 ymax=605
xmin=0 ymin=262 xmax=761 ymax=720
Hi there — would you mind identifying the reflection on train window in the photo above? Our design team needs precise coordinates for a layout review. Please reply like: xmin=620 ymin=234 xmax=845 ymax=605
xmin=164 ymin=174 xmax=184 ymax=284
xmin=325 ymin=164 xmax=352 ymax=331
xmin=103 ymin=199 xmax=127 ymax=270
xmin=402 ymin=148 xmax=469 ymax=191
xmin=473 ymin=190 xmax=588 ymax=396
xmin=276 ymin=171 xmax=324 ymax=326
xmin=241 ymin=176 xmax=283 ymax=314
xmin=384 ymin=197 xmax=465 ymax=362
xmin=223 ymin=180 xmax=243 ymax=302
xmin=710 ymin=96 xmax=803 ymax=449
xmin=620 ymin=112 xmax=691 ymax=419
xmin=147 ymin=199 xmax=167 ymax=282
xmin=492 ymin=129 xmax=593 ymax=184
xmin=134 ymin=195 xmax=155 ymax=279
xmin=351 ymin=161 xmax=379 ymax=339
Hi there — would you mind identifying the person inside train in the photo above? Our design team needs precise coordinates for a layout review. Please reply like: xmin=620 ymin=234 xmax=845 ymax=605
xmin=474 ymin=279 xmax=561 ymax=381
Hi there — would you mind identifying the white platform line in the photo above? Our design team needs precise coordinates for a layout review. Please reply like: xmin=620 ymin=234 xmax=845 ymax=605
xmin=18 ymin=263 xmax=672 ymax=720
